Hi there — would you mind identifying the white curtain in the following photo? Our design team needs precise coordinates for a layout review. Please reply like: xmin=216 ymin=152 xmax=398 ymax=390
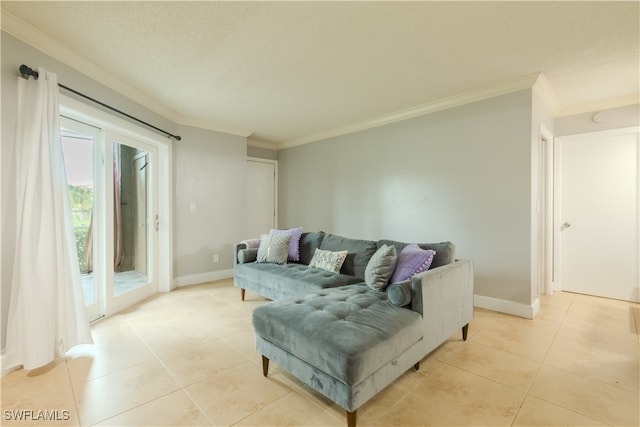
xmin=5 ymin=67 xmax=93 ymax=371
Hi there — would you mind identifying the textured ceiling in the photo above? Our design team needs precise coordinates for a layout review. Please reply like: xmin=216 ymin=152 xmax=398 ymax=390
xmin=2 ymin=1 xmax=639 ymax=147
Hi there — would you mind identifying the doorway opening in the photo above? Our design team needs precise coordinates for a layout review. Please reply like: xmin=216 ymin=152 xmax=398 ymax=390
xmin=246 ymin=158 xmax=278 ymax=238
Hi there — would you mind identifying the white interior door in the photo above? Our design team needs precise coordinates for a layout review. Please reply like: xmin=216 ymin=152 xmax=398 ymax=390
xmin=246 ymin=159 xmax=277 ymax=238
xmin=555 ymin=128 xmax=639 ymax=302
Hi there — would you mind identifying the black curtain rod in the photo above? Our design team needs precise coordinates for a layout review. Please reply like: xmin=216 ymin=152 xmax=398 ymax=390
xmin=19 ymin=64 xmax=181 ymax=141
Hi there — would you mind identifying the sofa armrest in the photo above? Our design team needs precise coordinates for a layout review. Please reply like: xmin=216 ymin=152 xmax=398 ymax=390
xmin=234 ymin=242 xmax=248 ymax=265
xmin=410 ymin=260 xmax=474 ymax=352
xmin=238 ymin=248 xmax=258 ymax=264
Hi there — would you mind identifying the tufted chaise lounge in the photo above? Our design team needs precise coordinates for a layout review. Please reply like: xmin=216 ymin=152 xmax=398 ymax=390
xmin=252 ymin=259 xmax=474 ymax=427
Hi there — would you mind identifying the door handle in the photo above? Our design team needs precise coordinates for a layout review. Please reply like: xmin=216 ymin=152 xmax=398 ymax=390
xmin=561 ymin=222 xmax=571 ymax=230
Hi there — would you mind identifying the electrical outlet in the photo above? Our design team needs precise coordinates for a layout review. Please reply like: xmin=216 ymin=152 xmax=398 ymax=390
xmin=213 ymin=254 xmax=220 ymax=263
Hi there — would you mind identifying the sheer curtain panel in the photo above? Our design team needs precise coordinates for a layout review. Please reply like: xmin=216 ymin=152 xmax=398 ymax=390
xmin=5 ymin=67 xmax=93 ymax=371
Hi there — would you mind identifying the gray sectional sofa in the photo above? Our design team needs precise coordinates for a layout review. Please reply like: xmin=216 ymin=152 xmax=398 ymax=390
xmin=234 ymin=231 xmax=473 ymax=427
xmin=234 ymin=231 xmax=458 ymax=301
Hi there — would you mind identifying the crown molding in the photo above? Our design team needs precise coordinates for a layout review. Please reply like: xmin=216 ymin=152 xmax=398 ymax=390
xmin=556 ymin=93 xmax=640 ymax=118
xmin=532 ymin=73 xmax=561 ymax=116
xmin=174 ymin=116 xmax=253 ymax=139
xmin=1 ymin=11 xmax=181 ymax=124
xmin=278 ymin=73 xmax=542 ymax=149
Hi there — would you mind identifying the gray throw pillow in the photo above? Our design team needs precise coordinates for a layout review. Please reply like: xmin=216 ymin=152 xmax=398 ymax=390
xmin=387 ymin=281 xmax=412 ymax=306
xmin=364 ymin=244 xmax=397 ymax=291
xmin=308 ymin=248 xmax=348 ymax=273
xmin=257 ymin=234 xmax=291 ymax=264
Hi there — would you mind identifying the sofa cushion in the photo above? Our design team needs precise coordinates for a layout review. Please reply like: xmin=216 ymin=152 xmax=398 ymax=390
xmin=378 ymin=240 xmax=455 ymax=269
xmin=252 ymin=285 xmax=423 ymax=386
xmin=320 ymin=234 xmax=378 ymax=279
xmin=364 ymin=244 xmax=397 ymax=291
xmin=309 ymin=248 xmax=348 ymax=274
xmin=390 ymin=243 xmax=435 ymax=283
xmin=235 ymin=262 xmax=364 ymax=300
xmin=298 ymin=231 xmax=325 ymax=265
xmin=257 ymin=234 xmax=291 ymax=264
xmin=270 ymin=227 xmax=304 ymax=262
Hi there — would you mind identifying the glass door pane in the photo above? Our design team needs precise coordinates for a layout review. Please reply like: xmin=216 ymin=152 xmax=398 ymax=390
xmin=60 ymin=126 xmax=100 ymax=321
xmin=112 ymin=141 xmax=153 ymax=298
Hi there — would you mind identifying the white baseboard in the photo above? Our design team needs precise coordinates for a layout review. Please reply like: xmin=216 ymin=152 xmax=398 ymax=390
xmin=173 ymin=269 xmax=234 ymax=288
xmin=474 ymin=294 xmax=540 ymax=319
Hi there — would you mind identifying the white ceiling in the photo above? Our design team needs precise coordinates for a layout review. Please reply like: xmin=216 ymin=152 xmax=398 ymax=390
xmin=2 ymin=1 xmax=639 ymax=147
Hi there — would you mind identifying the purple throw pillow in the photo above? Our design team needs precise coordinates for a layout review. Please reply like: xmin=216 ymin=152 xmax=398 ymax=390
xmin=390 ymin=243 xmax=436 ymax=283
xmin=270 ymin=227 xmax=303 ymax=262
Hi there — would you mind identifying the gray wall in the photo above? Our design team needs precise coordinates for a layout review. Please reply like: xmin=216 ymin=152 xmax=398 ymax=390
xmin=1 ymin=31 xmax=247 ymax=349
xmin=173 ymin=125 xmax=246 ymax=278
xmin=278 ymin=90 xmax=534 ymax=305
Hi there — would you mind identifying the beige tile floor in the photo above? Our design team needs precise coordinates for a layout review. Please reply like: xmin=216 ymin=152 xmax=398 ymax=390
xmin=2 ymin=279 xmax=639 ymax=427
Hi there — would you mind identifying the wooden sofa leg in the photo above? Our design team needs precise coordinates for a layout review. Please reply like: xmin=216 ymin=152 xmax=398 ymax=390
xmin=262 ymin=356 xmax=269 ymax=377
xmin=241 ymin=288 xmax=246 ymax=301
xmin=414 ymin=362 xmax=420 ymax=371
xmin=346 ymin=410 xmax=357 ymax=427
xmin=462 ymin=323 xmax=469 ymax=341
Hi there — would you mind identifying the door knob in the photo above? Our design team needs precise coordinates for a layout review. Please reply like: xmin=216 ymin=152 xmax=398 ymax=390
xmin=562 ymin=222 xmax=571 ymax=230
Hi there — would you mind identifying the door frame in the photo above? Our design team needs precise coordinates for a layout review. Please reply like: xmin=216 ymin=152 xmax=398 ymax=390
xmin=553 ymin=126 xmax=640 ymax=299
xmin=538 ymin=124 xmax=555 ymax=296
xmin=60 ymin=95 xmax=173 ymax=317
xmin=133 ymin=151 xmax=149 ymax=276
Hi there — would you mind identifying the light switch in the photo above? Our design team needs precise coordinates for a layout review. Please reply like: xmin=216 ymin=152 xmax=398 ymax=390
xmin=189 ymin=202 xmax=196 ymax=212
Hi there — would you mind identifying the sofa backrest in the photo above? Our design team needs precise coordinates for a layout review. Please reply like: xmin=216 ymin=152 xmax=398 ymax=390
xmin=377 ymin=240 xmax=455 ymax=269
xmin=298 ymin=231 xmax=326 ymax=265
xmin=320 ymin=234 xmax=378 ymax=279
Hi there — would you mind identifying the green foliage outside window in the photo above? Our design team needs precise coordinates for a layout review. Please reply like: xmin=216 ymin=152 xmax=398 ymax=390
xmin=69 ymin=185 xmax=93 ymax=273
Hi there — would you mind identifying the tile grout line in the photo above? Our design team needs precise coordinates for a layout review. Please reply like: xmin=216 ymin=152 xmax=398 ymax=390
xmin=128 ymin=308 xmax=224 ymax=427
xmin=67 ymin=318 xmax=165 ymax=426
xmin=147 ymin=305 xmax=253 ymax=427
xmin=62 ymin=358 xmax=84 ymax=427
xmin=513 ymin=292 xmax=574 ymax=421
xmin=433 ymin=326 xmax=533 ymax=427
xmin=539 ymin=293 xmax=640 ymax=395
xmin=518 ymin=293 xmax=627 ymax=427
xmin=79 ymin=313 xmax=198 ymax=426
xmin=507 ymin=294 xmax=575 ymax=427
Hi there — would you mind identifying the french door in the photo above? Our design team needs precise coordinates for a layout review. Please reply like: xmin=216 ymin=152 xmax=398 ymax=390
xmin=61 ymin=117 xmax=159 ymax=321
